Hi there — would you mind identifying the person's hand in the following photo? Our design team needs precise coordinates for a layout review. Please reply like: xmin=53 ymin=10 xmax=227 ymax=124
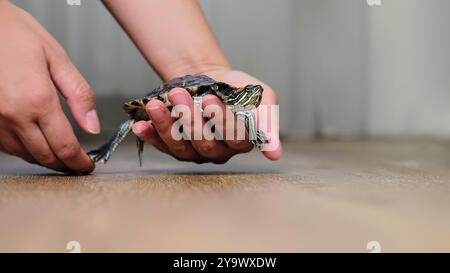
xmin=132 ymin=70 xmax=282 ymax=164
xmin=0 ymin=1 xmax=99 ymax=173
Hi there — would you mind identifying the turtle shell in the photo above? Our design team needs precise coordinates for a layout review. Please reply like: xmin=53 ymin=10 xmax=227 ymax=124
xmin=122 ymin=75 xmax=234 ymax=121
xmin=150 ymin=75 xmax=217 ymax=96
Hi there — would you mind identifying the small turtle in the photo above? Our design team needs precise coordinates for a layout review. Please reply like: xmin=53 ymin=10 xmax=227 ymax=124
xmin=88 ymin=75 xmax=266 ymax=165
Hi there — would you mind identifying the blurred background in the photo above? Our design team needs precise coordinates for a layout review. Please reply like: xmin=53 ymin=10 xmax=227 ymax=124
xmin=10 ymin=0 xmax=450 ymax=140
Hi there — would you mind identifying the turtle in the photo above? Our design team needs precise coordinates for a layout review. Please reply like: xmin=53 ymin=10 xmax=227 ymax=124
xmin=87 ymin=75 xmax=266 ymax=166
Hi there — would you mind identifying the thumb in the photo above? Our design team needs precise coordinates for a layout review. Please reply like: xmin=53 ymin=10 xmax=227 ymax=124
xmin=46 ymin=45 xmax=101 ymax=134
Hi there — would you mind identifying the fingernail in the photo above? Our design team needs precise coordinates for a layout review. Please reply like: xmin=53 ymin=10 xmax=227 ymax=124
xmin=86 ymin=110 xmax=101 ymax=134
xmin=149 ymin=105 xmax=165 ymax=122
xmin=132 ymin=124 xmax=143 ymax=135
xmin=169 ymin=89 xmax=190 ymax=105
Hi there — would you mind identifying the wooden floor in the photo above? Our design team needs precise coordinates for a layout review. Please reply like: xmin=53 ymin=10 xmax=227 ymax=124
xmin=1 ymin=140 xmax=450 ymax=253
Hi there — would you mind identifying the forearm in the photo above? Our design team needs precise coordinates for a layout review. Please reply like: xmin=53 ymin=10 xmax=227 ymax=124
xmin=102 ymin=0 xmax=230 ymax=81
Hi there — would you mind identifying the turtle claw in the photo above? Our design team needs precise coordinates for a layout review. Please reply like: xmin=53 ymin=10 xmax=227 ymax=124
xmin=251 ymin=130 xmax=267 ymax=149
xmin=88 ymin=146 xmax=112 ymax=164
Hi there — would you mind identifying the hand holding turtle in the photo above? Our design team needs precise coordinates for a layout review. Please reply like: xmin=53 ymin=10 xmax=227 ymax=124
xmin=0 ymin=1 xmax=99 ymax=173
xmin=131 ymin=70 xmax=282 ymax=164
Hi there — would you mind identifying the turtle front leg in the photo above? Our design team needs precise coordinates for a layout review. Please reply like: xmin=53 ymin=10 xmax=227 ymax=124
xmin=236 ymin=110 xmax=266 ymax=149
xmin=88 ymin=119 xmax=135 ymax=164
xmin=192 ymin=96 xmax=203 ymax=111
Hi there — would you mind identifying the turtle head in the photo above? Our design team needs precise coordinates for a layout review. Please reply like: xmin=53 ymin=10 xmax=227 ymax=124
xmin=236 ymin=84 xmax=264 ymax=108
xmin=218 ymin=83 xmax=264 ymax=108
